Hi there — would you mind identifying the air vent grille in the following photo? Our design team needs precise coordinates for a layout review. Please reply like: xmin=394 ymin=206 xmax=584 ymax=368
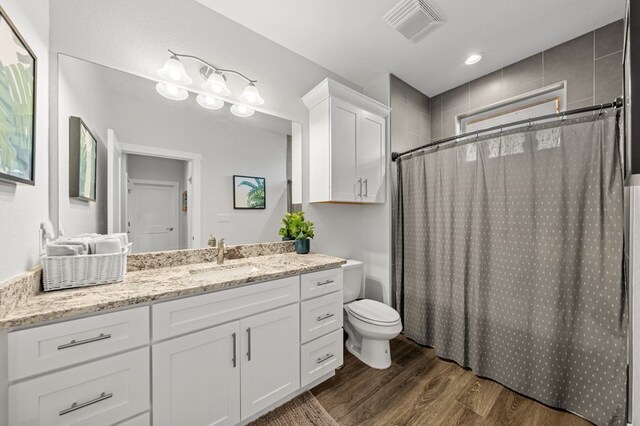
xmin=383 ymin=0 xmax=445 ymax=43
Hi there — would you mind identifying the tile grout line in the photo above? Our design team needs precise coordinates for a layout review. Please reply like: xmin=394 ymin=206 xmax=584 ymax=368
xmin=594 ymin=49 xmax=624 ymax=61
xmin=593 ymin=30 xmax=596 ymax=104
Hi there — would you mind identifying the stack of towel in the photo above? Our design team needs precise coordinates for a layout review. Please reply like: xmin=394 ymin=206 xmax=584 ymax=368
xmin=46 ymin=233 xmax=129 ymax=257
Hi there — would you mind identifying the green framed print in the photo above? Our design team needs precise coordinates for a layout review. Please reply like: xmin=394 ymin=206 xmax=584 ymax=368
xmin=69 ymin=116 xmax=98 ymax=201
xmin=0 ymin=5 xmax=37 ymax=185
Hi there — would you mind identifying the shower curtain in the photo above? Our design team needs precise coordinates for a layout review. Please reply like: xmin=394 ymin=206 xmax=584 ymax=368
xmin=393 ymin=112 xmax=627 ymax=426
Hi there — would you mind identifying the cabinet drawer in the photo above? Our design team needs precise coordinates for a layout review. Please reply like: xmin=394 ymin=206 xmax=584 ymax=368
xmin=300 ymin=329 xmax=344 ymax=387
xmin=300 ymin=268 xmax=343 ymax=300
xmin=9 ymin=348 xmax=150 ymax=426
xmin=8 ymin=307 xmax=149 ymax=381
xmin=300 ymin=291 xmax=343 ymax=343
xmin=153 ymin=276 xmax=300 ymax=341
xmin=116 ymin=412 xmax=150 ymax=426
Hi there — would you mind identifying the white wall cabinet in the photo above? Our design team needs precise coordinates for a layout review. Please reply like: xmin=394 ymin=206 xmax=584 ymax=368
xmin=303 ymin=78 xmax=390 ymax=204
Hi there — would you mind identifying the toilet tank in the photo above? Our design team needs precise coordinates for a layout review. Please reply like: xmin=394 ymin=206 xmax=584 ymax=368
xmin=342 ymin=259 xmax=363 ymax=303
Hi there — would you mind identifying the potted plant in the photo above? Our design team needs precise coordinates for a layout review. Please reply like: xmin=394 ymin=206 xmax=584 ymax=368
xmin=293 ymin=213 xmax=314 ymax=254
xmin=279 ymin=212 xmax=301 ymax=241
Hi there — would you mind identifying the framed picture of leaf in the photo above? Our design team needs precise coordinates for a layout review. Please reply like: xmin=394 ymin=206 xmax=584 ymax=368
xmin=69 ymin=116 xmax=97 ymax=201
xmin=233 ymin=175 xmax=266 ymax=209
xmin=0 ymin=5 xmax=37 ymax=185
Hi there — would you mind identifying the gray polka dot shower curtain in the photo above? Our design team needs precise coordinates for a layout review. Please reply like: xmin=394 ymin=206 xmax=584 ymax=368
xmin=393 ymin=112 xmax=627 ymax=426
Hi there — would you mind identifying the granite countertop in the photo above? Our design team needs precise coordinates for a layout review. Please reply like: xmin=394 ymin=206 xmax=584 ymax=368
xmin=0 ymin=252 xmax=345 ymax=329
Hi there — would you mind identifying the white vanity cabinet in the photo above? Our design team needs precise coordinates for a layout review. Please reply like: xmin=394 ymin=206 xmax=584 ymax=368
xmin=303 ymin=78 xmax=390 ymax=204
xmin=2 ymin=267 xmax=344 ymax=426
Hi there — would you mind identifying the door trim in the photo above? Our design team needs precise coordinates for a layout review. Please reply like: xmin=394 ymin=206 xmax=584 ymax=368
xmin=119 ymin=143 xmax=202 ymax=248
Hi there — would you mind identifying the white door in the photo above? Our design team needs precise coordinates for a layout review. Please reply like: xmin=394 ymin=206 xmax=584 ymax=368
xmin=240 ymin=304 xmax=300 ymax=420
xmin=128 ymin=179 xmax=179 ymax=253
xmin=330 ymin=97 xmax=361 ymax=202
xmin=359 ymin=111 xmax=386 ymax=203
xmin=152 ymin=322 xmax=241 ymax=426
xmin=107 ymin=129 xmax=123 ymax=233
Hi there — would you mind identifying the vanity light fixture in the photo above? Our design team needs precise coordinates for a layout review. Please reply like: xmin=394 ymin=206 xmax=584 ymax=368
xmin=230 ymin=103 xmax=255 ymax=118
xmin=465 ymin=53 xmax=483 ymax=65
xmin=196 ymin=93 xmax=225 ymax=110
xmin=155 ymin=49 xmax=264 ymax=117
xmin=155 ymin=82 xmax=189 ymax=101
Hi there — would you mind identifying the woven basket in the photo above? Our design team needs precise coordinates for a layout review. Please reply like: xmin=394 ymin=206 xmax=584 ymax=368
xmin=42 ymin=246 xmax=130 ymax=291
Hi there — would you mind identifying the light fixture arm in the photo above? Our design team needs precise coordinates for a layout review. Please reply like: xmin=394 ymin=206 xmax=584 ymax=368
xmin=168 ymin=49 xmax=257 ymax=84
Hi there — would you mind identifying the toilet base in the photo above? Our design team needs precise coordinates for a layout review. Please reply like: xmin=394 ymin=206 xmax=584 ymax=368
xmin=345 ymin=334 xmax=392 ymax=369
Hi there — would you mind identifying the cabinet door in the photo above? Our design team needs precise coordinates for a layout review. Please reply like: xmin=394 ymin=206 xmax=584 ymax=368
xmin=330 ymin=97 xmax=361 ymax=202
xmin=240 ymin=304 xmax=300 ymax=420
xmin=153 ymin=322 xmax=240 ymax=426
xmin=359 ymin=111 xmax=386 ymax=203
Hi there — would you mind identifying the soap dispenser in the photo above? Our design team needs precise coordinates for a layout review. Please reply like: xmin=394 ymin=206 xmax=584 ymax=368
xmin=208 ymin=235 xmax=217 ymax=247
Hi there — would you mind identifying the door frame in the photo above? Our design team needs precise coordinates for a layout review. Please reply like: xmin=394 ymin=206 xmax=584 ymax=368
xmin=128 ymin=178 xmax=180 ymax=253
xmin=119 ymin=142 xmax=202 ymax=248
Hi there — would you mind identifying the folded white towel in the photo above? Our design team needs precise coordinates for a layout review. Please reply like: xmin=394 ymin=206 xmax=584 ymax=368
xmin=111 ymin=233 xmax=129 ymax=249
xmin=94 ymin=238 xmax=122 ymax=255
xmin=46 ymin=244 xmax=80 ymax=256
xmin=51 ymin=239 xmax=89 ymax=255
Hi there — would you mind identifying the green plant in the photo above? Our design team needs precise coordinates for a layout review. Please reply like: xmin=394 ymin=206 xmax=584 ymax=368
xmin=279 ymin=211 xmax=314 ymax=240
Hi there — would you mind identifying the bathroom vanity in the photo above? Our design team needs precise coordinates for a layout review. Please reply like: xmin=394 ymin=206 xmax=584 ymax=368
xmin=0 ymin=249 xmax=346 ymax=426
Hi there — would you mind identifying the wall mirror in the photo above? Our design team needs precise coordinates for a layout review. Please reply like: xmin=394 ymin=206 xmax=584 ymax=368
xmin=54 ymin=54 xmax=301 ymax=253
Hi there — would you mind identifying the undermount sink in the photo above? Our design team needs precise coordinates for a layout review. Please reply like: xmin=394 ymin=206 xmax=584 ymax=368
xmin=190 ymin=265 xmax=260 ymax=282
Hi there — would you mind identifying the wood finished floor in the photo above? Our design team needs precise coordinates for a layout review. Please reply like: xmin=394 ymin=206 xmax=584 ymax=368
xmin=311 ymin=335 xmax=592 ymax=426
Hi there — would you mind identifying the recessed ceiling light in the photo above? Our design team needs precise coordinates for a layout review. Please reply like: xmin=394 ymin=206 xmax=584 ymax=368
xmin=465 ymin=53 xmax=483 ymax=65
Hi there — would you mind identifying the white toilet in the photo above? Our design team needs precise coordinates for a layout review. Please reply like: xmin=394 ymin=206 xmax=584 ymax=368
xmin=342 ymin=260 xmax=403 ymax=369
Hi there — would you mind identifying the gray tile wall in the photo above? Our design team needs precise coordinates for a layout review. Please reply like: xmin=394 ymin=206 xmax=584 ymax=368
xmin=429 ymin=19 xmax=624 ymax=141
xmin=390 ymin=75 xmax=431 ymax=153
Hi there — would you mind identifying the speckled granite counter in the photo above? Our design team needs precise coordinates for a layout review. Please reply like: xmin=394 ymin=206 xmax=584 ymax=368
xmin=0 ymin=252 xmax=345 ymax=329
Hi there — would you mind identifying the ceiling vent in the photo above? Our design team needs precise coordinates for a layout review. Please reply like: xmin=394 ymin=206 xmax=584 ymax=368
xmin=383 ymin=0 xmax=445 ymax=43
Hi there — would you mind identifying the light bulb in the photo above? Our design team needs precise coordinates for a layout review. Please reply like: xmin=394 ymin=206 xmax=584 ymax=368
xmin=202 ymin=71 xmax=231 ymax=96
xmin=157 ymin=57 xmax=193 ymax=85
xmin=230 ymin=103 xmax=255 ymax=118
xmin=465 ymin=53 xmax=483 ymax=65
xmin=156 ymin=82 xmax=189 ymax=101
xmin=196 ymin=93 xmax=225 ymax=110
xmin=239 ymin=83 xmax=265 ymax=106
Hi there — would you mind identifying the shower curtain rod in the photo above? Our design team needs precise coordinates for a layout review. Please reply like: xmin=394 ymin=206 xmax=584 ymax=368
xmin=391 ymin=97 xmax=624 ymax=162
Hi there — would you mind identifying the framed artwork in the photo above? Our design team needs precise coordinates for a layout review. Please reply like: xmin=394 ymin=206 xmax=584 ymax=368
xmin=0 ymin=5 xmax=37 ymax=185
xmin=69 ymin=116 xmax=97 ymax=201
xmin=233 ymin=175 xmax=266 ymax=209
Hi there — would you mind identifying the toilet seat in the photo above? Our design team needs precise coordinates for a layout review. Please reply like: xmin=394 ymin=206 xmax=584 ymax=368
xmin=345 ymin=299 xmax=401 ymax=327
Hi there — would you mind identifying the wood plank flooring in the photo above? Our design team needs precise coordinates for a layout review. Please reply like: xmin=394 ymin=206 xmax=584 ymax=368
xmin=311 ymin=335 xmax=592 ymax=426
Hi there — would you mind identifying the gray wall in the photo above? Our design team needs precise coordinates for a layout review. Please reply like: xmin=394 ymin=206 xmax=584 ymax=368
xmin=390 ymin=75 xmax=431 ymax=153
xmin=429 ymin=19 xmax=624 ymax=142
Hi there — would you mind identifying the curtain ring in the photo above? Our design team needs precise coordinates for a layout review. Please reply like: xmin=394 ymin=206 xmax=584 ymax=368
xmin=527 ymin=118 xmax=533 ymax=129
xmin=475 ymin=130 xmax=479 ymax=141
xmin=499 ymin=124 xmax=503 ymax=135
xmin=598 ymin=104 xmax=604 ymax=117
xmin=560 ymin=112 xmax=566 ymax=124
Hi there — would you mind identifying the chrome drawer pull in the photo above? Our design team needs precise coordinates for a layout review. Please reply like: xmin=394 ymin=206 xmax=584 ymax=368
xmin=59 ymin=392 xmax=113 ymax=416
xmin=57 ymin=333 xmax=111 ymax=350
xmin=317 ymin=313 xmax=335 ymax=322
xmin=316 ymin=279 xmax=334 ymax=287
xmin=317 ymin=353 xmax=334 ymax=364
xmin=246 ymin=328 xmax=252 ymax=361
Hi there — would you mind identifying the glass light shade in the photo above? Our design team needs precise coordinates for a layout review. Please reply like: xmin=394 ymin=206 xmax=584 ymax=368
xmin=239 ymin=83 xmax=264 ymax=105
xmin=196 ymin=93 xmax=225 ymax=110
xmin=156 ymin=82 xmax=189 ymax=101
xmin=157 ymin=57 xmax=193 ymax=85
xmin=202 ymin=72 xmax=231 ymax=96
xmin=230 ymin=103 xmax=255 ymax=118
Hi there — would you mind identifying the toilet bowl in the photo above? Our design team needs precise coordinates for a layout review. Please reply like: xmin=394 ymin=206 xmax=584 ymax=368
xmin=342 ymin=260 xmax=402 ymax=369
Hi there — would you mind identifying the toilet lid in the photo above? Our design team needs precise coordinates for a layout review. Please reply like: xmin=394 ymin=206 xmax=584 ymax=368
xmin=346 ymin=299 xmax=400 ymax=324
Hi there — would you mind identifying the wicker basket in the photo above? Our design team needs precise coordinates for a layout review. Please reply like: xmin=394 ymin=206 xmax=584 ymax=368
xmin=42 ymin=245 xmax=130 ymax=291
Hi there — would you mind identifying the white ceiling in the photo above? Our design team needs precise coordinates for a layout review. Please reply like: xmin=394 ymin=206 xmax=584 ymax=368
xmin=194 ymin=0 xmax=626 ymax=96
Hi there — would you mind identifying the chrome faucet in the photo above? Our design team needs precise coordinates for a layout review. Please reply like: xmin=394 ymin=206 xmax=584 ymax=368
xmin=217 ymin=238 xmax=225 ymax=264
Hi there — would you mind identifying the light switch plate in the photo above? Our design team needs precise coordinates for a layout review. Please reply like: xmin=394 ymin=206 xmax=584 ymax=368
xmin=217 ymin=214 xmax=230 ymax=223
